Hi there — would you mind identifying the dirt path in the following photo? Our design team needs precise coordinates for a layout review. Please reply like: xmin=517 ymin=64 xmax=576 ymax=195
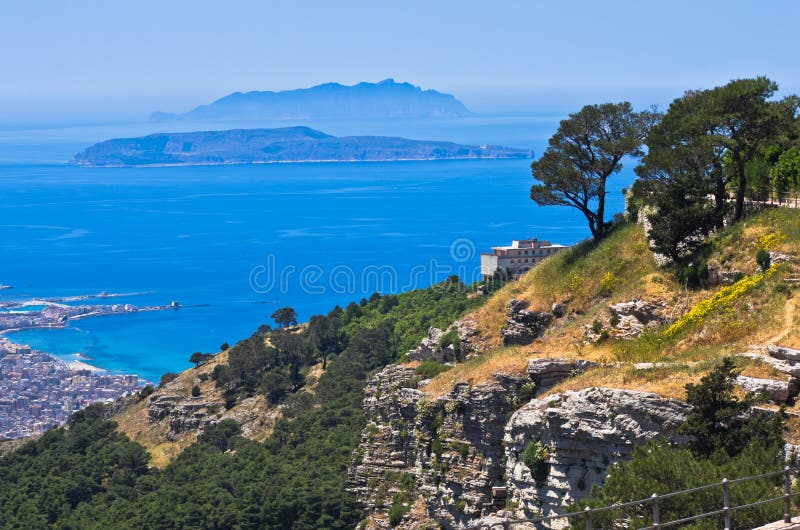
xmin=767 ymin=296 xmax=797 ymax=345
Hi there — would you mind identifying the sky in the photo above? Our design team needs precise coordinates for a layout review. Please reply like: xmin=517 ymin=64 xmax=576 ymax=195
xmin=1 ymin=0 xmax=798 ymax=124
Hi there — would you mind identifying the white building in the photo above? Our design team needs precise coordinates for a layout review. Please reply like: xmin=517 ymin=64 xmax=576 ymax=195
xmin=480 ymin=237 xmax=568 ymax=278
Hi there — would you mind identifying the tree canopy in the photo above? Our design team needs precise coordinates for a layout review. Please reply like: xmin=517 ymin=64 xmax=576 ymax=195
xmin=531 ymin=101 xmax=659 ymax=241
xmin=270 ymin=307 xmax=298 ymax=328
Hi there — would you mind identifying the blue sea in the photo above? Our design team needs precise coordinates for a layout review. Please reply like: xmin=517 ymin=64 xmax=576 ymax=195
xmin=0 ymin=117 xmax=633 ymax=381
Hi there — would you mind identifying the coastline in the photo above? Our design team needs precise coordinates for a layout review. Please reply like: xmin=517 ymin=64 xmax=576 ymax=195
xmin=0 ymin=292 xmax=178 ymax=379
xmin=73 ymin=153 xmax=533 ymax=168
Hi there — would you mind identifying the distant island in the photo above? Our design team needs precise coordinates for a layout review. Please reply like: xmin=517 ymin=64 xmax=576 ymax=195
xmin=150 ymin=79 xmax=471 ymax=121
xmin=73 ymin=126 xmax=532 ymax=167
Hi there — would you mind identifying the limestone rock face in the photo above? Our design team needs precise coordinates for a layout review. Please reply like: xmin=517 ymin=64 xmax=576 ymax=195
xmin=348 ymin=364 xmax=527 ymax=529
xmin=407 ymin=327 xmax=454 ymax=362
xmin=736 ymin=348 xmax=800 ymax=404
xmin=348 ymin=358 xmax=618 ymax=529
xmin=502 ymin=299 xmax=554 ymax=346
xmin=147 ymin=394 xmax=225 ymax=439
xmin=504 ymin=388 xmax=689 ymax=525
xmin=768 ymin=345 xmax=800 ymax=363
xmin=608 ymin=299 xmax=666 ymax=339
xmin=526 ymin=359 xmax=597 ymax=390
xmin=735 ymin=376 xmax=793 ymax=403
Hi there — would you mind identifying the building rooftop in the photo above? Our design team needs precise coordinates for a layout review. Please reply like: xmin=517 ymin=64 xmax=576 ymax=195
xmin=490 ymin=237 xmax=568 ymax=252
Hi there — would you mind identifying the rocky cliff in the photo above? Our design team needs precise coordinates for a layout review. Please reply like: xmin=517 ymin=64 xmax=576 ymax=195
xmin=504 ymin=388 xmax=689 ymax=525
xmin=346 ymin=345 xmax=682 ymax=529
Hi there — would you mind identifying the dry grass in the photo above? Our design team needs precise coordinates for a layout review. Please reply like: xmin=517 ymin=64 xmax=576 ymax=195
xmin=426 ymin=210 xmax=800 ymax=401
xmin=539 ymin=364 xmax=705 ymax=401
xmin=114 ymin=347 xmax=287 ymax=467
xmin=464 ymin=223 xmax=659 ymax=349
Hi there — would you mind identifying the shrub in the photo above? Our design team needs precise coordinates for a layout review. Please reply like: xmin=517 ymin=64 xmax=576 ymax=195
xmin=191 ymin=385 xmax=201 ymax=397
xmin=137 ymin=385 xmax=155 ymax=402
xmin=609 ymin=314 xmax=620 ymax=327
xmin=592 ymin=320 xmax=603 ymax=334
xmin=600 ymin=271 xmax=618 ymax=295
xmin=666 ymin=268 xmax=775 ymax=338
xmin=756 ymin=249 xmax=771 ymax=272
xmin=451 ymin=441 xmax=470 ymax=459
xmin=679 ymin=261 xmax=709 ymax=289
xmin=159 ymin=372 xmax=178 ymax=387
xmin=388 ymin=494 xmax=409 ymax=527
xmin=438 ymin=328 xmax=461 ymax=360
xmin=415 ymin=358 xmax=450 ymax=379
xmin=774 ymin=282 xmax=793 ymax=297
xmin=516 ymin=382 xmax=537 ymax=404
xmin=522 ymin=441 xmax=551 ymax=485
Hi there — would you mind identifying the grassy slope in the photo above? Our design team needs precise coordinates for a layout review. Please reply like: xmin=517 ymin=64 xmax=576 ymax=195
xmin=113 ymin=348 xmax=284 ymax=467
xmin=426 ymin=209 xmax=800 ymax=403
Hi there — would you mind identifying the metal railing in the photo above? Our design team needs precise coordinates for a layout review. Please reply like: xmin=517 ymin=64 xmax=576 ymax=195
xmin=468 ymin=466 xmax=798 ymax=530
xmin=745 ymin=188 xmax=800 ymax=209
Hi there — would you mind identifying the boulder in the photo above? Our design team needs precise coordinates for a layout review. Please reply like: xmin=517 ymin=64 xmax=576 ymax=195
xmin=407 ymin=327 xmax=455 ymax=362
xmin=502 ymin=299 xmax=554 ymax=346
xmin=768 ymin=345 xmax=800 ymax=363
xmin=608 ymin=299 xmax=665 ymax=339
xmin=735 ymin=375 xmax=793 ymax=403
xmin=526 ymin=358 xmax=597 ymax=391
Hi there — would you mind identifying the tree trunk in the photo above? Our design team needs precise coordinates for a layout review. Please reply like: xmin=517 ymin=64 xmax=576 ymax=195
xmin=733 ymin=153 xmax=747 ymax=221
xmin=714 ymin=171 xmax=726 ymax=229
xmin=595 ymin=176 xmax=607 ymax=240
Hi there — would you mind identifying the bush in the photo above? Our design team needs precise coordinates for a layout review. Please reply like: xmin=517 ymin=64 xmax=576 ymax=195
xmin=137 ymin=385 xmax=155 ymax=402
xmin=438 ymin=328 xmax=461 ymax=360
xmin=159 ymin=372 xmax=178 ymax=387
xmin=756 ymin=249 xmax=771 ymax=272
xmin=415 ymin=358 xmax=450 ymax=379
xmin=191 ymin=385 xmax=201 ymax=397
xmin=679 ymin=261 xmax=709 ymax=289
xmin=388 ymin=494 xmax=408 ymax=527
xmin=522 ymin=441 xmax=551 ymax=485
xmin=516 ymin=382 xmax=537 ymax=405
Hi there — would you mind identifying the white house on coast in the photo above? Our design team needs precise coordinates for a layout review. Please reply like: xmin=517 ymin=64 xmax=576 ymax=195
xmin=480 ymin=237 xmax=568 ymax=279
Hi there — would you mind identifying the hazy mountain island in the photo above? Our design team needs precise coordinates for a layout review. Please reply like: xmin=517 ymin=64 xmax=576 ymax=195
xmin=72 ymin=126 xmax=532 ymax=167
xmin=150 ymin=79 xmax=471 ymax=121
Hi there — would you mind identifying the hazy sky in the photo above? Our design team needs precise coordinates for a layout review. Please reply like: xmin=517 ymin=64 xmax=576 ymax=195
xmin=1 ymin=0 xmax=798 ymax=123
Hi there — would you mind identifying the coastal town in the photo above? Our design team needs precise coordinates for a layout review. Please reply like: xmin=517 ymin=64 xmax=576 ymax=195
xmin=0 ymin=293 xmax=177 ymax=439
xmin=0 ymin=337 xmax=143 ymax=439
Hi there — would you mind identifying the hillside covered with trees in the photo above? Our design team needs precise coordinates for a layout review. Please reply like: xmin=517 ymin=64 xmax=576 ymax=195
xmin=2 ymin=76 xmax=800 ymax=529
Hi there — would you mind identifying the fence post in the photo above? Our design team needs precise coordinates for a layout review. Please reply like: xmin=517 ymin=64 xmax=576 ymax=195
xmin=722 ymin=478 xmax=731 ymax=530
xmin=584 ymin=506 xmax=592 ymax=530
xmin=651 ymin=493 xmax=660 ymax=529
xmin=785 ymin=466 xmax=792 ymax=524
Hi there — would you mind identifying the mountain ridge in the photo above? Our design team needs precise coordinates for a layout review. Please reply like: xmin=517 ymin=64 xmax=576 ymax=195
xmin=151 ymin=79 xmax=472 ymax=121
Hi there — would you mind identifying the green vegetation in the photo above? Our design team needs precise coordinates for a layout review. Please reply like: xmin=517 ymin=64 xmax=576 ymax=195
xmin=570 ymin=360 xmax=786 ymax=529
xmin=530 ymin=102 xmax=658 ymax=242
xmin=522 ymin=441 xmax=551 ymax=486
xmin=636 ymin=77 xmax=799 ymax=260
xmin=0 ymin=281 xmax=480 ymax=529
xmin=270 ymin=306 xmax=298 ymax=328
xmin=415 ymin=358 xmax=450 ymax=379
xmin=756 ymin=249 xmax=771 ymax=272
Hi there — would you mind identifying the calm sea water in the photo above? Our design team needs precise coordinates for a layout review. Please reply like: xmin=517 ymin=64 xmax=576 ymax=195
xmin=0 ymin=117 xmax=632 ymax=380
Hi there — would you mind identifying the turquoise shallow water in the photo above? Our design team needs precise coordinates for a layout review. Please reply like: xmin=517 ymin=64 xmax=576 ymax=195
xmin=0 ymin=119 xmax=633 ymax=381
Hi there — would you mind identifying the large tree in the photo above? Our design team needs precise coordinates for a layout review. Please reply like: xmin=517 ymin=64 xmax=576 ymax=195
xmin=270 ymin=306 xmax=298 ymax=328
xmin=638 ymin=90 xmax=730 ymax=229
xmin=705 ymin=77 xmax=792 ymax=220
xmin=530 ymin=102 xmax=659 ymax=241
